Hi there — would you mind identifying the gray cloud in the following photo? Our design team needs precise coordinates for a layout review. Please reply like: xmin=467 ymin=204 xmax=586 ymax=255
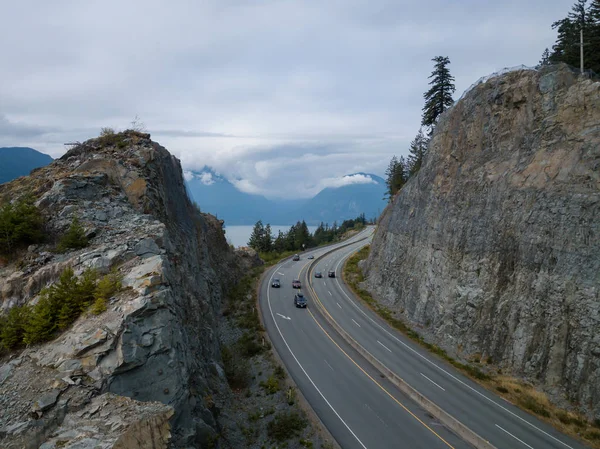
xmin=1 ymin=0 xmax=574 ymax=196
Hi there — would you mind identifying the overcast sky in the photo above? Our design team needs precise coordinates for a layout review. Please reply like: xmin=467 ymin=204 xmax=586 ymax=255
xmin=1 ymin=0 xmax=573 ymax=199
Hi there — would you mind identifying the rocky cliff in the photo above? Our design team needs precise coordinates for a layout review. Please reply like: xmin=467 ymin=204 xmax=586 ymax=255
xmin=364 ymin=65 xmax=600 ymax=417
xmin=0 ymin=131 xmax=253 ymax=447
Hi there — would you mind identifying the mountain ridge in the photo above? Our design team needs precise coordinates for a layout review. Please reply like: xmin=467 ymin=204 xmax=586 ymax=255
xmin=185 ymin=167 xmax=386 ymax=225
xmin=0 ymin=147 xmax=54 ymax=184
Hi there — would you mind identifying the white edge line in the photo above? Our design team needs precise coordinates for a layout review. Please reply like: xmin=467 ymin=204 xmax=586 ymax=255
xmin=325 ymin=359 xmax=335 ymax=371
xmin=420 ymin=373 xmax=446 ymax=391
xmin=377 ymin=340 xmax=392 ymax=353
xmin=331 ymin=247 xmax=575 ymax=449
xmin=266 ymin=263 xmax=368 ymax=449
xmin=495 ymin=424 xmax=535 ymax=449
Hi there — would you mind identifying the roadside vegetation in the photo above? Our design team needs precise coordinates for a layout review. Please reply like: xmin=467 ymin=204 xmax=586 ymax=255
xmin=247 ymin=214 xmax=370 ymax=263
xmin=0 ymin=267 xmax=122 ymax=353
xmin=218 ymin=262 xmax=333 ymax=447
xmin=344 ymin=245 xmax=600 ymax=448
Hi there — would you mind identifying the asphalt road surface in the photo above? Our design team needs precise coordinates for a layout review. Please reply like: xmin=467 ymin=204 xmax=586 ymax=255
xmin=259 ymin=229 xmax=471 ymax=449
xmin=295 ymin=227 xmax=589 ymax=449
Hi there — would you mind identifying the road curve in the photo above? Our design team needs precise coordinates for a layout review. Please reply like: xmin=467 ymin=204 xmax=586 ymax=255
xmin=305 ymin=228 xmax=590 ymax=449
xmin=258 ymin=229 xmax=472 ymax=449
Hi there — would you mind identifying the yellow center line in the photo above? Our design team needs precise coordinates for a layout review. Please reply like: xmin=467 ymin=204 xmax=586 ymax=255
xmin=304 ymin=255 xmax=456 ymax=449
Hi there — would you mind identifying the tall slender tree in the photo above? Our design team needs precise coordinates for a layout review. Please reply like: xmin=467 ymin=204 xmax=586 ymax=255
xmin=548 ymin=0 xmax=600 ymax=73
xmin=539 ymin=48 xmax=551 ymax=67
xmin=421 ymin=56 xmax=455 ymax=134
xmin=407 ymin=128 xmax=429 ymax=176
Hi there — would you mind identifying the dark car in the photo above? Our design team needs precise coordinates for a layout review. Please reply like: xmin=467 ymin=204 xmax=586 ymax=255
xmin=292 ymin=279 xmax=301 ymax=288
xmin=271 ymin=278 xmax=280 ymax=288
xmin=314 ymin=271 xmax=322 ymax=278
xmin=328 ymin=270 xmax=335 ymax=278
xmin=307 ymin=255 xmax=314 ymax=259
xmin=294 ymin=291 xmax=307 ymax=308
xmin=292 ymin=254 xmax=300 ymax=261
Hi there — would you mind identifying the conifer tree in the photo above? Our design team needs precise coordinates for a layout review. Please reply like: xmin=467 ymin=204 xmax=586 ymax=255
xmin=422 ymin=56 xmax=456 ymax=133
xmin=539 ymin=48 xmax=551 ymax=66
xmin=407 ymin=128 xmax=429 ymax=176
xmin=248 ymin=220 xmax=265 ymax=251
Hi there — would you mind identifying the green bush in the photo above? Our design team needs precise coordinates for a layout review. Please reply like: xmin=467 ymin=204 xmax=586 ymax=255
xmin=0 ymin=267 xmax=122 ymax=350
xmin=496 ymin=386 xmax=509 ymax=393
xmin=91 ymin=269 xmax=122 ymax=315
xmin=0 ymin=195 xmax=44 ymax=256
xmin=267 ymin=411 xmax=307 ymax=441
xmin=57 ymin=217 xmax=88 ymax=252
xmin=0 ymin=306 xmax=30 ymax=350
xmin=260 ymin=375 xmax=280 ymax=395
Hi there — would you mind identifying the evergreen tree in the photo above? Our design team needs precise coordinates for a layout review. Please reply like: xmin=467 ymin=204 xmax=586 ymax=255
xmin=588 ymin=0 xmax=600 ymax=72
xmin=407 ymin=129 xmax=429 ymax=176
xmin=57 ymin=216 xmax=88 ymax=252
xmin=539 ymin=48 xmax=551 ymax=66
xmin=273 ymin=230 xmax=286 ymax=253
xmin=385 ymin=156 xmax=399 ymax=200
xmin=263 ymin=224 xmax=273 ymax=252
xmin=0 ymin=195 xmax=44 ymax=255
xmin=422 ymin=56 xmax=456 ymax=133
xmin=248 ymin=220 xmax=265 ymax=251
xmin=548 ymin=0 xmax=600 ymax=73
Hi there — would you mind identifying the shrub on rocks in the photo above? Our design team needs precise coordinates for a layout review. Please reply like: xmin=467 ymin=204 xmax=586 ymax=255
xmin=57 ymin=216 xmax=88 ymax=252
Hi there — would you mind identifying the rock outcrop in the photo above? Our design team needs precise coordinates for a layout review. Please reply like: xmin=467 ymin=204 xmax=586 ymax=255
xmin=0 ymin=131 xmax=251 ymax=447
xmin=364 ymin=65 xmax=600 ymax=417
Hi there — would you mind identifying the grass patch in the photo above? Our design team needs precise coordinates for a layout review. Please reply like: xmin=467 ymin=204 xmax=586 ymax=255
xmin=343 ymin=246 xmax=600 ymax=449
xmin=267 ymin=411 xmax=307 ymax=442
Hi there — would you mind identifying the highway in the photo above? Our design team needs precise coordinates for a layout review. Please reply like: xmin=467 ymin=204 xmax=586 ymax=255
xmin=302 ymin=227 xmax=588 ymax=449
xmin=259 ymin=229 xmax=470 ymax=449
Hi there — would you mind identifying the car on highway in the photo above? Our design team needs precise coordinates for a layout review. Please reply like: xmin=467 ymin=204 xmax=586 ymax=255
xmin=271 ymin=278 xmax=280 ymax=288
xmin=292 ymin=254 xmax=300 ymax=261
xmin=314 ymin=271 xmax=322 ymax=278
xmin=307 ymin=255 xmax=314 ymax=259
xmin=294 ymin=291 xmax=307 ymax=308
xmin=292 ymin=279 xmax=301 ymax=288
xmin=328 ymin=270 xmax=335 ymax=278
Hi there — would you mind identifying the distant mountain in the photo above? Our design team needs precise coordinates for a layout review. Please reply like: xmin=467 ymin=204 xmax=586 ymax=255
xmin=0 ymin=147 xmax=53 ymax=184
xmin=295 ymin=173 xmax=387 ymax=225
xmin=184 ymin=167 xmax=306 ymax=225
xmin=185 ymin=168 xmax=386 ymax=226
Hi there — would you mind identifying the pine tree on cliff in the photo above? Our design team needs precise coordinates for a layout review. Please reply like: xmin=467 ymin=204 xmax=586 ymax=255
xmin=548 ymin=0 xmax=600 ymax=73
xmin=539 ymin=48 xmax=551 ymax=67
xmin=407 ymin=128 xmax=429 ymax=176
xmin=588 ymin=0 xmax=600 ymax=73
xmin=384 ymin=155 xmax=408 ymax=200
xmin=421 ymin=56 xmax=455 ymax=134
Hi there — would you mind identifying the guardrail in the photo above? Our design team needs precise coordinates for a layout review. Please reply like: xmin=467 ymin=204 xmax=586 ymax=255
xmin=305 ymin=242 xmax=497 ymax=449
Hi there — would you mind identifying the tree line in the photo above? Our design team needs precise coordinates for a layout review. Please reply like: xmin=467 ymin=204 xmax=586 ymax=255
xmin=247 ymin=214 xmax=369 ymax=254
xmin=540 ymin=0 xmax=600 ymax=74
xmin=385 ymin=56 xmax=456 ymax=201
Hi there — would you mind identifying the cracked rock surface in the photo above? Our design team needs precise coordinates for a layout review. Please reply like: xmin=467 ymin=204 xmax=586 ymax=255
xmin=0 ymin=131 xmax=254 ymax=447
xmin=364 ymin=64 xmax=600 ymax=418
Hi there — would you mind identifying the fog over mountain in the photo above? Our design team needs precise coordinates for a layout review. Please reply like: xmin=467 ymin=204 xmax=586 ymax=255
xmin=185 ymin=168 xmax=386 ymax=225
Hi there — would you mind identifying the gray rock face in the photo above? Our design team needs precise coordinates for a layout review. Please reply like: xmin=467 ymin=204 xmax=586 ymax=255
xmin=364 ymin=65 xmax=600 ymax=418
xmin=0 ymin=131 xmax=248 ymax=447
